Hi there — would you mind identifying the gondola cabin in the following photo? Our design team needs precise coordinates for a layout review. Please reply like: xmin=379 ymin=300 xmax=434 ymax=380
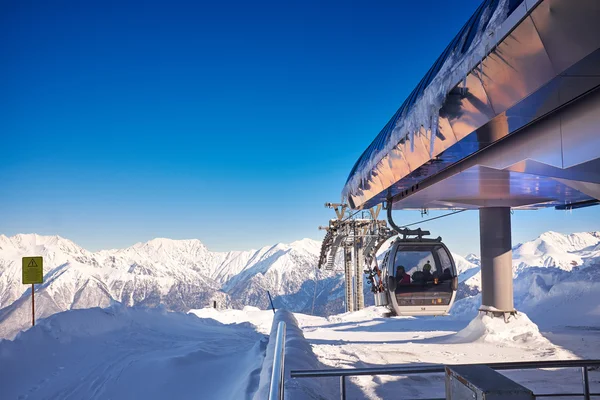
xmin=382 ymin=233 xmax=458 ymax=316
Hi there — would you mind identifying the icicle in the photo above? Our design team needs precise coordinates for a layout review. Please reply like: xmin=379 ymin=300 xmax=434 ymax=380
xmin=346 ymin=0 xmax=512 ymax=196
xmin=430 ymin=112 xmax=438 ymax=158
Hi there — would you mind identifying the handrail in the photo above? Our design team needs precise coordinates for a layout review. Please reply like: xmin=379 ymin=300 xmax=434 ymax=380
xmin=268 ymin=321 xmax=287 ymax=400
xmin=291 ymin=359 xmax=600 ymax=400
xmin=291 ymin=359 xmax=600 ymax=377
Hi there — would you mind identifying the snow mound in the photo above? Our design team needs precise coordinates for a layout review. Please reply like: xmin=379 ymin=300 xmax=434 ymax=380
xmin=327 ymin=306 xmax=395 ymax=323
xmin=0 ymin=306 xmax=267 ymax=400
xmin=189 ymin=306 xmax=275 ymax=334
xmin=450 ymin=312 xmax=550 ymax=345
xmin=24 ymin=303 xmax=132 ymax=342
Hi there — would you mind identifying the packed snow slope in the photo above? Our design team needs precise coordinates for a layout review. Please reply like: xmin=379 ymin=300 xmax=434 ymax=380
xmin=1 ymin=231 xmax=600 ymax=339
xmin=0 ymin=305 xmax=268 ymax=400
xmin=2 ymin=304 xmax=598 ymax=400
xmin=297 ymin=307 xmax=600 ymax=399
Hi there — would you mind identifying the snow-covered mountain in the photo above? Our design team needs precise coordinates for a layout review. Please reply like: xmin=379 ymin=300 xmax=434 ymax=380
xmin=455 ymin=231 xmax=600 ymax=327
xmin=459 ymin=231 xmax=600 ymax=292
xmin=512 ymin=231 xmax=600 ymax=272
xmin=2 ymin=230 xmax=600 ymax=339
xmin=0 ymin=234 xmax=330 ymax=339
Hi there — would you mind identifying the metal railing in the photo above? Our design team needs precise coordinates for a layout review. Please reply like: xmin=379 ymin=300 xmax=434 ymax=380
xmin=268 ymin=321 xmax=287 ymax=400
xmin=291 ymin=359 xmax=600 ymax=400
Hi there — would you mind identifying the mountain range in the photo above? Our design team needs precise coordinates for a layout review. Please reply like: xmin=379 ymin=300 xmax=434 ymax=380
xmin=1 ymin=231 xmax=600 ymax=339
xmin=0 ymin=234 xmax=332 ymax=339
xmin=454 ymin=231 xmax=600 ymax=328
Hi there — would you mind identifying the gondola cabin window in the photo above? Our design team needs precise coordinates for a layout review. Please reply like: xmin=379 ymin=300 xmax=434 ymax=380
xmin=436 ymin=246 xmax=454 ymax=279
xmin=391 ymin=243 xmax=455 ymax=308
xmin=393 ymin=248 xmax=440 ymax=285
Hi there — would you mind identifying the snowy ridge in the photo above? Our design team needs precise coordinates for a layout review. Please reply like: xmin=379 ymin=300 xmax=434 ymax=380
xmin=513 ymin=231 xmax=600 ymax=272
xmin=0 ymin=234 xmax=330 ymax=339
xmin=2 ymin=230 xmax=600 ymax=339
xmin=460 ymin=231 xmax=600 ymax=293
xmin=454 ymin=231 xmax=600 ymax=328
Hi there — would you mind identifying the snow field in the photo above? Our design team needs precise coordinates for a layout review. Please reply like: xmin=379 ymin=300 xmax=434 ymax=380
xmin=0 ymin=305 xmax=269 ymax=400
xmin=1 ymin=303 xmax=599 ymax=399
xmin=191 ymin=305 xmax=599 ymax=399
xmin=295 ymin=308 xmax=598 ymax=399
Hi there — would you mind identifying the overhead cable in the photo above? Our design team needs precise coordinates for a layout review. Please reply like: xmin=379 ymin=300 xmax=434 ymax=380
xmin=400 ymin=209 xmax=467 ymax=228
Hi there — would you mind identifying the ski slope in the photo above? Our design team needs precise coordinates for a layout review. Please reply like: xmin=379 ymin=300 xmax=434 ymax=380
xmin=1 ymin=304 xmax=599 ymax=400
xmin=0 ymin=305 xmax=267 ymax=400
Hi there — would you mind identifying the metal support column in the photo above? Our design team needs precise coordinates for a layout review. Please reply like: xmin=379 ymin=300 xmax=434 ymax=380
xmin=344 ymin=246 xmax=354 ymax=313
xmin=582 ymin=366 xmax=591 ymax=400
xmin=479 ymin=207 xmax=515 ymax=313
xmin=354 ymin=242 xmax=364 ymax=310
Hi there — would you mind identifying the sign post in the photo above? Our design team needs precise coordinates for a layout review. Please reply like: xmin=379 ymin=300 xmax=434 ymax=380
xmin=22 ymin=257 xmax=43 ymax=327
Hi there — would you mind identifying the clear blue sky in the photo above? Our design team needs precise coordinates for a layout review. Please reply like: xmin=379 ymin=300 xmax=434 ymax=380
xmin=1 ymin=0 xmax=598 ymax=254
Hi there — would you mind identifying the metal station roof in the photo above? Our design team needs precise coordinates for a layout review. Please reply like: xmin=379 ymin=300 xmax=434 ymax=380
xmin=343 ymin=0 xmax=600 ymax=211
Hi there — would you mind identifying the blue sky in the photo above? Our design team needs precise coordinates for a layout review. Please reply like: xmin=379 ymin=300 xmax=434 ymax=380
xmin=1 ymin=0 xmax=599 ymax=254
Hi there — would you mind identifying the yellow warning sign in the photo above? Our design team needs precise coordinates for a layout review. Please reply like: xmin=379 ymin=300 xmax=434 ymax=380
xmin=22 ymin=256 xmax=43 ymax=284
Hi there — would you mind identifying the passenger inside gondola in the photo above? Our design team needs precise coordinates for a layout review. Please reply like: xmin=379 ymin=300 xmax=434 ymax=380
xmin=411 ymin=270 xmax=424 ymax=284
xmin=441 ymin=268 xmax=452 ymax=281
xmin=396 ymin=265 xmax=410 ymax=286
xmin=394 ymin=249 xmax=453 ymax=287
xmin=422 ymin=263 xmax=433 ymax=282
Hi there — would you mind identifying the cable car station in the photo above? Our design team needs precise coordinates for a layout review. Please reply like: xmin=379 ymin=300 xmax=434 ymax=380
xmin=320 ymin=0 xmax=600 ymax=320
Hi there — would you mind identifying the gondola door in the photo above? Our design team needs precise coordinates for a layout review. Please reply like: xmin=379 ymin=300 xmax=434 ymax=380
xmin=388 ymin=241 xmax=458 ymax=316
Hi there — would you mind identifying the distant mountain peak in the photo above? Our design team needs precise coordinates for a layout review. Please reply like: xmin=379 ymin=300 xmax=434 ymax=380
xmin=465 ymin=253 xmax=480 ymax=263
xmin=289 ymin=238 xmax=321 ymax=251
xmin=1 ymin=233 xmax=85 ymax=254
xmin=132 ymin=237 xmax=208 ymax=250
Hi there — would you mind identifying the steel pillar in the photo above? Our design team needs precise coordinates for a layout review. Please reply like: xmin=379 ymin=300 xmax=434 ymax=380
xmin=479 ymin=207 xmax=515 ymax=313
xmin=354 ymin=242 xmax=364 ymax=310
xmin=344 ymin=247 xmax=354 ymax=312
